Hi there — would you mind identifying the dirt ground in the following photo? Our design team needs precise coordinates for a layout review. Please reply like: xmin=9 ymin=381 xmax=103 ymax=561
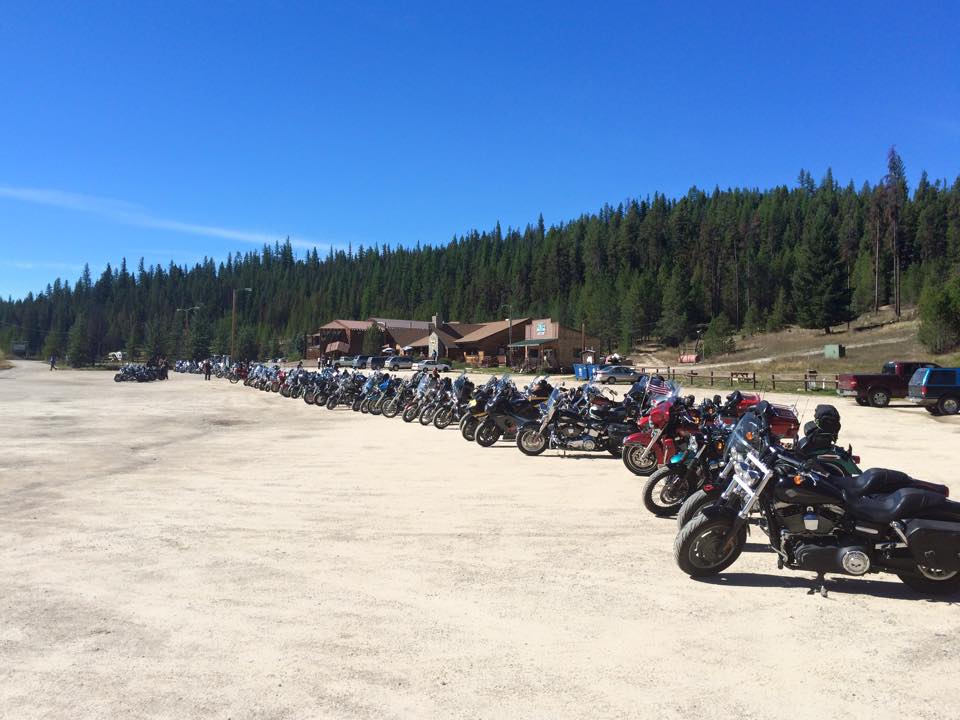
xmin=2 ymin=360 xmax=959 ymax=720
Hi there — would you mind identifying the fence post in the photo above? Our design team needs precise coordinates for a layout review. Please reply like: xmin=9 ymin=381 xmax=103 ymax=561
xmin=772 ymin=374 xmax=776 ymax=391
xmin=752 ymin=372 xmax=756 ymax=390
xmin=710 ymin=370 xmax=714 ymax=387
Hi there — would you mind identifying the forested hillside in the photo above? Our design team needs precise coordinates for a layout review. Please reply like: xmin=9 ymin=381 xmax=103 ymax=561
xmin=3 ymin=149 xmax=960 ymax=364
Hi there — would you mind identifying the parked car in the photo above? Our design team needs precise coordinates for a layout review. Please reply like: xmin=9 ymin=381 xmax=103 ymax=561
xmin=385 ymin=355 xmax=414 ymax=370
xmin=594 ymin=365 xmax=644 ymax=384
xmin=367 ymin=356 xmax=389 ymax=370
xmin=412 ymin=359 xmax=452 ymax=372
xmin=908 ymin=367 xmax=960 ymax=415
xmin=837 ymin=361 xmax=940 ymax=407
xmin=351 ymin=355 xmax=371 ymax=369
xmin=333 ymin=356 xmax=355 ymax=368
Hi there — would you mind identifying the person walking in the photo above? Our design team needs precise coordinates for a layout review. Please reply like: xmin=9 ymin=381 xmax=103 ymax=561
xmin=49 ymin=354 xmax=57 ymax=371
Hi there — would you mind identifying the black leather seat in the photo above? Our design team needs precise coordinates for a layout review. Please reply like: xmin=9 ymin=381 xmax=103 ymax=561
xmin=844 ymin=487 xmax=948 ymax=524
xmin=832 ymin=468 xmax=948 ymax=498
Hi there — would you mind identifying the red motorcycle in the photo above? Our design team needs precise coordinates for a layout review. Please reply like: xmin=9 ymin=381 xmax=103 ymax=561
xmin=621 ymin=389 xmax=701 ymax=476
xmin=621 ymin=389 xmax=800 ymax=476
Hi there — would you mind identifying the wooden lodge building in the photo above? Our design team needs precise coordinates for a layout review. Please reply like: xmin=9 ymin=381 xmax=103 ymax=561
xmin=309 ymin=315 xmax=600 ymax=372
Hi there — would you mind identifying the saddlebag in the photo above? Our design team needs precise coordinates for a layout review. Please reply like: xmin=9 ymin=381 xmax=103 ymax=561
xmin=904 ymin=519 xmax=960 ymax=572
xmin=812 ymin=404 xmax=842 ymax=437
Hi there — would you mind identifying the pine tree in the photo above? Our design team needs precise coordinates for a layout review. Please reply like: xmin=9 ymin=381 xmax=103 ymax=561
xmin=793 ymin=207 xmax=851 ymax=333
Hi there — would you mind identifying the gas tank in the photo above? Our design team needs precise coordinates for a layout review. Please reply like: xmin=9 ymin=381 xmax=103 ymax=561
xmin=773 ymin=472 xmax=843 ymax=505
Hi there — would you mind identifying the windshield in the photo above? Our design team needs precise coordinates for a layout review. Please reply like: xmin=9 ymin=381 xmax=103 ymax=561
xmin=723 ymin=412 xmax=768 ymax=462
xmin=543 ymin=387 xmax=562 ymax=412
xmin=882 ymin=362 xmax=897 ymax=375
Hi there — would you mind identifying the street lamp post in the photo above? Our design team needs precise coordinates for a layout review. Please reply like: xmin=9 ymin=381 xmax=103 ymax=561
xmin=175 ymin=305 xmax=201 ymax=333
xmin=231 ymin=288 xmax=253 ymax=361
xmin=499 ymin=302 xmax=512 ymax=369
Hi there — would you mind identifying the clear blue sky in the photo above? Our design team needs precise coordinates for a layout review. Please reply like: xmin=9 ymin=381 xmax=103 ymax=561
xmin=1 ymin=1 xmax=958 ymax=300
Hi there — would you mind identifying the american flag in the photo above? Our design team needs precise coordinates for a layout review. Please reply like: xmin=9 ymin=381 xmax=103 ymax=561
xmin=647 ymin=380 xmax=674 ymax=399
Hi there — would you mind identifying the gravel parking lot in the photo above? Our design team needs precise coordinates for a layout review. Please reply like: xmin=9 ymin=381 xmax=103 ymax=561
xmin=2 ymin=360 xmax=959 ymax=720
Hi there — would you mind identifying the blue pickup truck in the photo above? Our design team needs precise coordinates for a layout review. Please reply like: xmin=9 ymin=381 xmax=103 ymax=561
xmin=907 ymin=367 xmax=960 ymax=415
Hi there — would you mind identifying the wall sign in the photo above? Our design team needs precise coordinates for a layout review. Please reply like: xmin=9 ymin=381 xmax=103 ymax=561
xmin=536 ymin=322 xmax=546 ymax=336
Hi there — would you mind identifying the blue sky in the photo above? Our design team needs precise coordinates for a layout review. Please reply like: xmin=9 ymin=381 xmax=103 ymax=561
xmin=1 ymin=1 xmax=958 ymax=300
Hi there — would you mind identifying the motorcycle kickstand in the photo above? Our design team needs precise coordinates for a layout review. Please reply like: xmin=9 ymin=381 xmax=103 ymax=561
xmin=807 ymin=572 xmax=829 ymax=598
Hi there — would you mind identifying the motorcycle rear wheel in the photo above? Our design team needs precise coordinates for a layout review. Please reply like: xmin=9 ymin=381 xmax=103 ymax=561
xmin=897 ymin=567 xmax=960 ymax=595
xmin=622 ymin=445 xmax=658 ymax=476
xmin=642 ymin=467 xmax=689 ymax=517
xmin=674 ymin=513 xmax=746 ymax=577
xmin=516 ymin=428 xmax=548 ymax=456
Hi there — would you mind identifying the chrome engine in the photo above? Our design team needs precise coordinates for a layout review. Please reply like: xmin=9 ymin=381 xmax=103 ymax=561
xmin=567 ymin=436 xmax=597 ymax=451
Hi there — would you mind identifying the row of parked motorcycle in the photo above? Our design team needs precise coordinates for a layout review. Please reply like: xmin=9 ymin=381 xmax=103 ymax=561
xmin=220 ymin=362 xmax=960 ymax=597
xmin=113 ymin=363 xmax=164 ymax=382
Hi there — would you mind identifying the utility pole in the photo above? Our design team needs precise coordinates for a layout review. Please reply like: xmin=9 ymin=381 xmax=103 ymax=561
xmin=231 ymin=288 xmax=253 ymax=361
xmin=175 ymin=305 xmax=200 ymax=333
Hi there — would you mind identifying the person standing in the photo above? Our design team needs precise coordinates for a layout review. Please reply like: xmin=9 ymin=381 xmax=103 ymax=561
xmin=203 ymin=358 xmax=212 ymax=380
xmin=49 ymin=354 xmax=57 ymax=371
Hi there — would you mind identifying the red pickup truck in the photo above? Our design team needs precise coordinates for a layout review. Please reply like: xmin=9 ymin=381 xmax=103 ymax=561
xmin=837 ymin=361 xmax=940 ymax=407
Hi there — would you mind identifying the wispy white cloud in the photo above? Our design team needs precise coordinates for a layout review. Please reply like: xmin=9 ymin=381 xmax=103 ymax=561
xmin=0 ymin=185 xmax=324 ymax=250
xmin=0 ymin=259 xmax=85 ymax=272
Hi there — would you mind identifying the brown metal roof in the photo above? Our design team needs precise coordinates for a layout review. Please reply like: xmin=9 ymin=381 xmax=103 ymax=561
xmin=386 ymin=327 xmax=429 ymax=348
xmin=314 ymin=319 xmax=374 ymax=332
xmin=455 ymin=318 xmax=530 ymax=344
xmin=369 ymin=317 xmax=430 ymax=330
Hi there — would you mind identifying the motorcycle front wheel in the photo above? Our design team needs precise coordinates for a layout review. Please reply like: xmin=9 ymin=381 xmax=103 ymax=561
xmin=382 ymin=399 xmax=400 ymax=418
xmin=460 ymin=415 xmax=478 ymax=441
xmin=642 ymin=467 xmax=689 ymax=517
xmin=475 ymin=419 xmax=501 ymax=447
xmin=419 ymin=406 xmax=437 ymax=426
xmin=674 ymin=514 xmax=746 ymax=577
xmin=516 ymin=428 xmax=548 ymax=456
xmin=326 ymin=396 xmax=338 ymax=410
xmin=401 ymin=404 xmax=419 ymax=423
xmin=622 ymin=445 xmax=658 ymax=476
xmin=675 ymin=488 xmax=717 ymax=530
xmin=433 ymin=407 xmax=453 ymax=429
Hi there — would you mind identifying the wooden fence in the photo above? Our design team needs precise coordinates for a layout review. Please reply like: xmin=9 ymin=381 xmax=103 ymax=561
xmin=632 ymin=367 xmax=840 ymax=392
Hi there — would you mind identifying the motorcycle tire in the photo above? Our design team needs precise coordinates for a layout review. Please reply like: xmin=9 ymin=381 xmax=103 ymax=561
xmin=230 ymin=376 xmax=240 ymax=384
xmin=622 ymin=445 xmax=658 ymax=476
xmin=352 ymin=397 xmax=363 ymax=412
xmin=360 ymin=398 xmax=371 ymax=414
xmin=382 ymin=399 xmax=400 ymax=419
xmin=114 ymin=374 xmax=122 ymax=382
xmin=673 ymin=513 xmax=746 ymax=577
xmin=369 ymin=399 xmax=383 ymax=416
xmin=292 ymin=387 xmax=303 ymax=399
xmin=314 ymin=394 xmax=328 ymax=407
xmin=676 ymin=489 xmax=716 ymax=530
xmin=419 ymin=406 xmax=437 ymax=426
xmin=402 ymin=404 xmax=419 ymax=423
xmin=271 ymin=382 xmax=281 ymax=393
xmin=475 ymin=420 xmax=501 ymax=448
xmin=326 ymin=396 xmax=338 ymax=410
xmin=303 ymin=390 xmax=316 ymax=405
xmin=642 ymin=467 xmax=689 ymax=517
xmin=433 ymin=407 xmax=453 ymax=429
xmin=281 ymin=385 xmax=291 ymax=397
xmin=897 ymin=568 xmax=960 ymax=596
xmin=460 ymin=416 xmax=479 ymax=442
xmin=516 ymin=427 xmax=548 ymax=456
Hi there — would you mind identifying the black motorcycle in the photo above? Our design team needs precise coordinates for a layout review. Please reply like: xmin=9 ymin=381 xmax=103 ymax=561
xmin=515 ymin=385 xmax=634 ymax=456
xmin=673 ymin=404 xmax=960 ymax=596
xmin=475 ymin=376 xmax=553 ymax=448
